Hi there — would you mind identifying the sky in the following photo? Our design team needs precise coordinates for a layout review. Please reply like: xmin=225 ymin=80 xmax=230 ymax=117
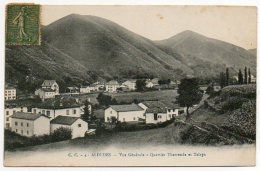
xmin=42 ymin=5 xmax=257 ymax=49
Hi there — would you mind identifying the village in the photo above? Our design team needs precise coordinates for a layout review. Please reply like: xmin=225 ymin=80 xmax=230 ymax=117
xmin=4 ymin=72 xmax=255 ymax=145
xmin=4 ymin=78 xmax=197 ymax=140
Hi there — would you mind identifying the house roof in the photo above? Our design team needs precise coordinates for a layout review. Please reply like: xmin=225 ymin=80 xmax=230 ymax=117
xmin=140 ymin=100 xmax=180 ymax=113
xmin=42 ymin=80 xmax=57 ymax=87
xmin=11 ymin=112 xmax=49 ymax=120
xmin=106 ymin=80 xmax=119 ymax=85
xmin=50 ymin=116 xmax=80 ymax=125
xmin=109 ymin=104 xmax=144 ymax=112
xmin=35 ymin=97 xmax=83 ymax=109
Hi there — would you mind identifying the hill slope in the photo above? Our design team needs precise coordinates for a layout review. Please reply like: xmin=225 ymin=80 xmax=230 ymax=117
xmin=43 ymin=14 xmax=193 ymax=79
xmin=156 ymin=30 xmax=256 ymax=77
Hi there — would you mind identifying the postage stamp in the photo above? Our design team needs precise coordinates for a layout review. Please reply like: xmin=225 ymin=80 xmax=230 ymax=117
xmin=6 ymin=4 xmax=40 ymax=45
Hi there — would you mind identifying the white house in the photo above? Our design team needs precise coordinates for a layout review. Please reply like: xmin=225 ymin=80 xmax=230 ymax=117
xmin=104 ymin=104 xmax=145 ymax=123
xmin=138 ymin=101 xmax=179 ymax=124
xmin=105 ymin=80 xmax=120 ymax=93
xmin=41 ymin=80 xmax=59 ymax=95
xmin=5 ymin=87 xmax=16 ymax=101
xmin=31 ymin=97 xmax=85 ymax=120
xmin=4 ymin=106 xmax=28 ymax=129
xmin=32 ymin=105 xmax=84 ymax=120
xmin=67 ymin=87 xmax=79 ymax=93
xmin=80 ymin=86 xmax=91 ymax=94
xmin=50 ymin=116 xmax=88 ymax=139
xmin=122 ymin=79 xmax=137 ymax=90
xmin=35 ymin=88 xmax=56 ymax=99
xmin=146 ymin=78 xmax=159 ymax=88
xmin=10 ymin=112 xmax=50 ymax=137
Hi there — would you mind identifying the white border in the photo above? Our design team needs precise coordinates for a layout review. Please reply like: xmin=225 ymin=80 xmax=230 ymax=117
xmin=0 ymin=0 xmax=259 ymax=171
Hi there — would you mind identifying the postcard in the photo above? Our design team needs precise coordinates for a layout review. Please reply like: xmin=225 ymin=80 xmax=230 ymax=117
xmin=3 ymin=4 xmax=256 ymax=166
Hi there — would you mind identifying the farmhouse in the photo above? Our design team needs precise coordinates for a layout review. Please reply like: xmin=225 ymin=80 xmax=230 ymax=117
xmin=105 ymin=80 xmax=120 ymax=93
xmin=5 ymin=86 xmax=16 ymax=101
xmin=80 ymin=86 xmax=91 ymax=94
xmin=31 ymin=97 xmax=84 ymax=120
xmin=146 ymin=78 xmax=159 ymax=88
xmin=35 ymin=88 xmax=56 ymax=99
xmin=4 ymin=105 xmax=28 ymax=129
xmin=104 ymin=103 xmax=145 ymax=123
xmin=35 ymin=80 xmax=59 ymax=99
xmin=138 ymin=101 xmax=179 ymax=124
xmin=50 ymin=116 xmax=88 ymax=139
xmin=41 ymin=80 xmax=59 ymax=95
xmin=122 ymin=79 xmax=137 ymax=90
xmin=10 ymin=112 xmax=50 ymax=137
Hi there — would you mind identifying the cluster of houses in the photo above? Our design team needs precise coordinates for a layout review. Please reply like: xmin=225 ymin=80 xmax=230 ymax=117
xmin=104 ymin=101 xmax=184 ymax=124
xmin=31 ymin=78 xmax=175 ymax=101
xmin=5 ymin=94 xmax=89 ymax=139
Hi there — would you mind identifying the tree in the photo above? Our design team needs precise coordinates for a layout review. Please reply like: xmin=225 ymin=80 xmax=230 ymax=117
xmin=177 ymin=78 xmax=203 ymax=120
xmin=226 ymin=68 xmax=229 ymax=86
xmin=244 ymin=67 xmax=248 ymax=84
xmin=96 ymin=93 xmax=118 ymax=106
xmin=82 ymin=100 xmax=92 ymax=122
xmin=136 ymin=79 xmax=146 ymax=91
xmin=206 ymin=84 xmax=214 ymax=96
xmin=248 ymin=68 xmax=251 ymax=84
xmin=238 ymin=69 xmax=243 ymax=84
xmin=158 ymin=79 xmax=171 ymax=85
xmin=51 ymin=127 xmax=72 ymax=142
xmin=220 ymin=72 xmax=225 ymax=88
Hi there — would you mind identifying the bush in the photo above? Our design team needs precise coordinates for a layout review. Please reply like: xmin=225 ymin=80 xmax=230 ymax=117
xmin=221 ymin=98 xmax=248 ymax=112
xmin=51 ymin=127 xmax=72 ymax=142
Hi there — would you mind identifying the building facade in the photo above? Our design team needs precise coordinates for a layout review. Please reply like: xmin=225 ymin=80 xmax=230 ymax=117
xmin=11 ymin=112 xmax=50 ymax=137
xmin=31 ymin=106 xmax=84 ymax=120
xmin=105 ymin=80 xmax=120 ymax=93
xmin=104 ymin=104 xmax=145 ymax=123
xmin=4 ymin=106 xmax=28 ymax=129
xmin=5 ymin=87 xmax=16 ymax=101
xmin=122 ymin=79 xmax=137 ymax=90
xmin=50 ymin=116 xmax=88 ymax=139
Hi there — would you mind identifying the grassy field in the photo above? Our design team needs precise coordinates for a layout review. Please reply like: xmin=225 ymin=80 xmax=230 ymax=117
xmin=74 ymin=89 xmax=178 ymax=104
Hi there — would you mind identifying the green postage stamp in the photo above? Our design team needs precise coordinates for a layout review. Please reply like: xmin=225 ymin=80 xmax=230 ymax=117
xmin=6 ymin=4 xmax=40 ymax=45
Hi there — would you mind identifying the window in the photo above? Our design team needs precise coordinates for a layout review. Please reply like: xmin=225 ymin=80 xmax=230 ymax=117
xmin=33 ymin=109 xmax=36 ymax=114
xmin=6 ymin=117 xmax=9 ymax=121
xmin=66 ymin=110 xmax=70 ymax=115
xmin=42 ymin=110 xmax=45 ymax=114
xmin=133 ymin=117 xmax=136 ymax=120
xmin=154 ymin=113 xmax=158 ymax=120
xmin=78 ymin=124 xmax=81 ymax=127
xmin=110 ymin=111 xmax=112 ymax=114
xmin=21 ymin=130 xmax=23 ymax=134
xmin=123 ymin=118 xmax=125 ymax=122
xmin=15 ymin=129 xmax=18 ymax=133
xmin=27 ymin=123 xmax=29 ymax=127
xmin=168 ymin=109 xmax=171 ymax=112
xmin=27 ymin=131 xmax=29 ymax=135
xmin=6 ymin=111 xmax=9 ymax=115
xmin=15 ymin=122 xmax=18 ymax=126
xmin=107 ymin=117 xmax=110 ymax=121
xmin=73 ymin=109 xmax=77 ymax=114
xmin=46 ymin=111 xmax=50 ymax=116
xmin=21 ymin=122 xmax=23 ymax=126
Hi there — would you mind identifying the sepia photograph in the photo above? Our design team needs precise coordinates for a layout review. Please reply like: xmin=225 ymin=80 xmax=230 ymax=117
xmin=3 ymin=4 xmax=257 ymax=166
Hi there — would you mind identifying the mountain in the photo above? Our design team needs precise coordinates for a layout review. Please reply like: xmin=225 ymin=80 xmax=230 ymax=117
xmin=43 ymin=14 xmax=193 ymax=79
xmin=5 ymin=42 xmax=96 ymax=91
xmin=248 ymin=48 xmax=257 ymax=56
xmin=5 ymin=14 xmax=257 ymax=92
xmin=156 ymin=30 xmax=256 ymax=77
